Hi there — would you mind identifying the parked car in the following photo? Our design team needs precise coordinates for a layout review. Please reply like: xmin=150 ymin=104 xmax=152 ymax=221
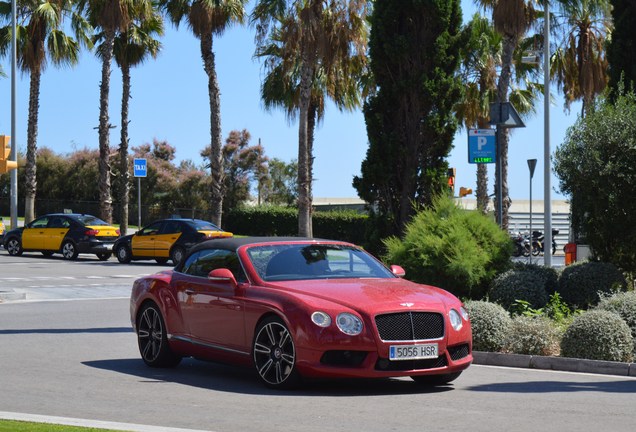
xmin=3 ymin=213 xmax=120 ymax=260
xmin=0 ymin=219 xmax=5 ymax=244
xmin=114 ymin=218 xmax=232 ymax=266
xmin=129 ymin=237 xmax=473 ymax=389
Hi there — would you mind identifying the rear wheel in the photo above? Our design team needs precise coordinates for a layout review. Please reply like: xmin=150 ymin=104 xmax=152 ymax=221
xmin=253 ymin=316 xmax=301 ymax=389
xmin=170 ymin=246 xmax=186 ymax=267
xmin=136 ymin=303 xmax=181 ymax=368
xmin=96 ymin=253 xmax=111 ymax=261
xmin=5 ymin=238 xmax=23 ymax=256
xmin=411 ymin=371 xmax=462 ymax=386
xmin=115 ymin=244 xmax=132 ymax=263
xmin=61 ymin=241 xmax=78 ymax=260
xmin=155 ymin=258 xmax=169 ymax=265
xmin=41 ymin=251 xmax=54 ymax=257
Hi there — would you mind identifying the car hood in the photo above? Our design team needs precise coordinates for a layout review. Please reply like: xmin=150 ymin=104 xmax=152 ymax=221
xmin=267 ymin=277 xmax=454 ymax=314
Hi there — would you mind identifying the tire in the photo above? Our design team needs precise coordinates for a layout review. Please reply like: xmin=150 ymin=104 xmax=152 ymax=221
xmin=512 ymin=244 xmax=522 ymax=257
xmin=61 ymin=241 xmax=79 ymax=260
xmin=155 ymin=258 xmax=169 ymax=265
xmin=136 ymin=303 xmax=181 ymax=368
xmin=170 ymin=246 xmax=186 ymax=267
xmin=522 ymin=243 xmax=531 ymax=257
xmin=115 ymin=244 xmax=132 ymax=264
xmin=411 ymin=371 xmax=462 ymax=386
xmin=253 ymin=316 xmax=301 ymax=389
xmin=41 ymin=251 xmax=54 ymax=257
xmin=97 ymin=253 xmax=112 ymax=261
xmin=5 ymin=237 xmax=23 ymax=256
xmin=531 ymin=243 xmax=541 ymax=257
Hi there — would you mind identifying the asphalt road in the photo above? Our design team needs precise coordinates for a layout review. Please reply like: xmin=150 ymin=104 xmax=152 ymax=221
xmin=1 ymin=266 xmax=635 ymax=431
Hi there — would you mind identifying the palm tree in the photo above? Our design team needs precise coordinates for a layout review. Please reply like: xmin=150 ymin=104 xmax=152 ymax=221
xmin=551 ymin=0 xmax=611 ymax=117
xmin=96 ymin=7 xmax=163 ymax=235
xmin=252 ymin=0 xmax=369 ymax=237
xmin=160 ymin=0 xmax=247 ymax=227
xmin=475 ymin=0 xmax=536 ymax=229
xmin=255 ymin=10 xmax=368 ymax=235
xmin=0 ymin=0 xmax=92 ymax=223
xmin=78 ymin=0 xmax=152 ymax=224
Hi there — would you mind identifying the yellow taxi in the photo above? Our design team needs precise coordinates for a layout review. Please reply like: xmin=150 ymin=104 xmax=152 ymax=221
xmin=2 ymin=213 xmax=120 ymax=260
xmin=0 ymin=219 xmax=5 ymax=243
xmin=113 ymin=218 xmax=232 ymax=266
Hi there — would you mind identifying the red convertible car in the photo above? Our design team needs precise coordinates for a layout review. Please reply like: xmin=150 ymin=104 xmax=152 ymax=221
xmin=130 ymin=237 xmax=472 ymax=389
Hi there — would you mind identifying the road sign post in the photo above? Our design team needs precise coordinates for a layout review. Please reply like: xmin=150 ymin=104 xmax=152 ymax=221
xmin=133 ymin=158 xmax=147 ymax=230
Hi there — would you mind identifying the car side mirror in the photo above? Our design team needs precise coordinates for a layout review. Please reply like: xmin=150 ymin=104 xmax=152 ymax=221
xmin=208 ymin=268 xmax=238 ymax=287
xmin=390 ymin=265 xmax=406 ymax=278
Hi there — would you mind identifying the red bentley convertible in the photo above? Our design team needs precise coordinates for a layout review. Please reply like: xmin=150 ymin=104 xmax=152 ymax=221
xmin=130 ymin=237 xmax=473 ymax=389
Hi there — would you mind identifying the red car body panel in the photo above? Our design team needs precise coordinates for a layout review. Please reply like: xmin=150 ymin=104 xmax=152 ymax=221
xmin=130 ymin=238 xmax=473 ymax=382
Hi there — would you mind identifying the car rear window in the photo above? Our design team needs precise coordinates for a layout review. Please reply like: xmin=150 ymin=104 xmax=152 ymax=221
xmin=191 ymin=221 xmax=222 ymax=231
xmin=74 ymin=215 xmax=110 ymax=226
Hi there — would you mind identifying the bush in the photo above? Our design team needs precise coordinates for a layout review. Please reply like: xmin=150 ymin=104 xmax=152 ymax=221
xmin=560 ymin=310 xmax=633 ymax=362
xmin=512 ymin=262 xmax=560 ymax=294
xmin=489 ymin=269 xmax=549 ymax=312
xmin=596 ymin=291 xmax=636 ymax=353
xmin=557 ymin=261 xmax=627 ymax=309
xmin=383 ymin=195 xmax=512 ymax=299
xmin=503 ymin=316 xmax=562 ymax=356
xmin=464 ymin=300 xmax=511 ymax=352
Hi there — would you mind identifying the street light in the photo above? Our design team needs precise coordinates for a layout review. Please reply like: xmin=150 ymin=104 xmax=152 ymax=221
xmin=543 ymin=0 xmax=552 ymax=267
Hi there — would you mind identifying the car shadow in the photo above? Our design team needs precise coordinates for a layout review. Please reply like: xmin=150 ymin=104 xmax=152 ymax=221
xmin=83 ymin=357 xmax=456 ymax=397
xmin=467 ymin=380 xmax=636 ymax=394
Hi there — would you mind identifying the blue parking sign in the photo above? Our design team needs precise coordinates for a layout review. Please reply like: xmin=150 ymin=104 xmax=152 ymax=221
xmin=468 ymin=129 xmax=496 ymax=164
xmin=133 ymin=158 xmax=147 ymax=177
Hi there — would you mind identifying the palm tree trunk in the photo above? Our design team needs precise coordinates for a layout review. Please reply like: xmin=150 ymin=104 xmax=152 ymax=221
xmin=119 ymin=63 xmax=131 ymax=235
xmin=201 ymin=32 xmax=224 ymax=227
xmin=24 ymin=68 xmax=41 ymax=224
xmin=476 ymin=118 xmax=490 ymax=214
xmin=98 ymin=31 xmax=115 ymax=224
xmin=307 ymin=102 xmax=317 ymax=236
xmin=297 ymin=60 xmax=314 ymax=237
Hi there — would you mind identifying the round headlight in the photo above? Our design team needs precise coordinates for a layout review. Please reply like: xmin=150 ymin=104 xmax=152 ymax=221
xmin=449 ymin=308 xmax=463 ymax=331
xmin=336 ymin=313 xmax=363 ymax=336
xmin=311 ymin=311 xmax=331 ymax=328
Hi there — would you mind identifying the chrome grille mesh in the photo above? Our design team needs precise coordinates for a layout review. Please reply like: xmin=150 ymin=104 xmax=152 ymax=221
xmin=375 ymin=312 xmax=444 ymax=341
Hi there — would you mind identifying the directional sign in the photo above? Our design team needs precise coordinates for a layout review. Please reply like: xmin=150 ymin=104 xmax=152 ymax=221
xmin=468 ymin=129 xmax=496 ymax=164
xmin=133 ymin=158 xmax=147 ymax=178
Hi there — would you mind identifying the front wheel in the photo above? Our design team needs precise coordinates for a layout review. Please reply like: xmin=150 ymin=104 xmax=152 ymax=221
xmin=170 ymin=246 xmax=185 ymax=267
xmin=411 ymin=371 xmax=462 ymax=386
xmin=97 ymin=252 xmax=111 ymax=261
xmin=136 ymin=303 xmax=181 ymax=368
xmin=5 ymin=238 xmax=23 ymax=256
xmin=253 ymin=316 xmax=301 ymax=389
xmin=61 ymin=241 xmax=79 ymax=260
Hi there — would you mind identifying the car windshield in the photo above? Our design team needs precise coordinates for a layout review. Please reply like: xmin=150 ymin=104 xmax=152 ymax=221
xmin=191 ymin=220 xmax=222 ymax=231
xmin=246 ymin=244 xmax=395 ymax=281
xmin=73 ymin=215 xmax=110 ymax=226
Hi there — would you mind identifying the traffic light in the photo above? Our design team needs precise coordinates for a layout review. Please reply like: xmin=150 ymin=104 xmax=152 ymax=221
xmin=459 ymin=187 xmax=473 ymax=197
xmin=0 ymin=135 xmax=17 ymax=174
xmin=447 ymin=168 xmax=456 ymax=195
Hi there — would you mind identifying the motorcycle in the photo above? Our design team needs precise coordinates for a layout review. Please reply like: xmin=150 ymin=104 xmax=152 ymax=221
xmin=510 ymin=231 xmax=527 ymax=257
xmin=530 ymin=229 xmax=559 ymax=256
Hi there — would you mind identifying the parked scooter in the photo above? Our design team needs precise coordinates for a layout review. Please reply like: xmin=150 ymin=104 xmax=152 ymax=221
xmin=510 ymin=231 xmax=526 ymax=257
xmin=530 ymin=229 xmax=559 ymax=256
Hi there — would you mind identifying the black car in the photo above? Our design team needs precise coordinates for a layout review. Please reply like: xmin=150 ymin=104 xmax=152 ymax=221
xmin=3 ymin=213 xmax=120 ymax=260
xmin=113 ymin=218 xmax=232 ymax=266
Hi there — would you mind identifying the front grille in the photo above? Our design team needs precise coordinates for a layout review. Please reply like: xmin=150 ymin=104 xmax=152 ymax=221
xmin=375 ymin=312 xmax=444 ymax=341
xmin=375 ymin=355 xmax=447 ymax=371
xmin=448 ymin=343 xmax=470 ymax=361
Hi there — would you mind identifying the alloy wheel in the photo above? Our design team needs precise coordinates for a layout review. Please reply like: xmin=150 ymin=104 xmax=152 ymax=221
xmin=253 ymin=319 xmax=297 ymax=387
xmin=138 ymin=306 xmax=164 ymax=364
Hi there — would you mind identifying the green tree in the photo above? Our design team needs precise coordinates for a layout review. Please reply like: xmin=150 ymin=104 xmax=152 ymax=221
xmin=160 ymin=0 xmax=248 ymax=227
xmin=553 ymin=88 xmax=636 ymax=272
xmin=0 ymin=0 xmax=92 ymax=223
xmin=552 ymin=0 xmax=611 ymax=117
xmin=353 ymin=0 xmax=464 ymax=236
xmin=607 ymin=0 xmax=636 ymax=94
xmin=264 ymin=158 xmax=297 ymax=206
xmin=252 ymin=0 xmax=369 ymax=237
xmin=96 ymin=6 xmax=163 ymax=234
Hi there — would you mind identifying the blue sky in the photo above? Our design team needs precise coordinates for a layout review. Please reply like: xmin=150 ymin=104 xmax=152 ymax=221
xmin=0 ymin=0 xmax=576 ymax=201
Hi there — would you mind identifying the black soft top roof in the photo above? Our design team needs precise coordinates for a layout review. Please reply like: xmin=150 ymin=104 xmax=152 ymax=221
xmin=188 ymin=236 xmax=344 ymax=255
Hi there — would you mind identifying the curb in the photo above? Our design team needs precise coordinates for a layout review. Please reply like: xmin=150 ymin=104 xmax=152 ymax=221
xmin=473 ymin=351 xmax=636 ymax=377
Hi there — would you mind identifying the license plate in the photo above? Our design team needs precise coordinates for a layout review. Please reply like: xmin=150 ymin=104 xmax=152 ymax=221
xmin=103 ymin=243 xmax=113 ymax=251
xmin=389 ymin=343 xmax=438 ymax=361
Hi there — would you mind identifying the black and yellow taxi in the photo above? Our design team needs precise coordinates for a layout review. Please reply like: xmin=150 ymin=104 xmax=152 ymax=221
xmin=0 ymin=219 xmax=5 ymax=244
xmin=113 ymin=218 xmax=232 ymax=266
xmin=2 ymin=213 xmax=120 ymax=260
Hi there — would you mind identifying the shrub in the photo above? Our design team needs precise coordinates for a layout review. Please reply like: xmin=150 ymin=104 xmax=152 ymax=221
xmin=596 ymin=291 xmax=636 ymax=353
xmin=560 ymin=310 xmax=633 ymax=362
xmin=557 ymin=261 xmax=627 ymax=308
xmin=464 ymin=300 xmax=511 ymax=352
xmin=503 ymin=316 xmax=562 ymax=356
xmin=383 ymin=195 xmax=512 ymax=299
xmin=489 ymin=269 xmax=549 ymax=312
xmin=512 ymin=262 xmax=560 ymax=295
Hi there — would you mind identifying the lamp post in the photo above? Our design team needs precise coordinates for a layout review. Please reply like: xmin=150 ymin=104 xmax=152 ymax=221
xmin=543 ymin=0 xmax=552 ymax=267
xmin=528 ymin=159 xmax=537 ymax=263
xmin=10 ymin=0 xmax=17 ymax=229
